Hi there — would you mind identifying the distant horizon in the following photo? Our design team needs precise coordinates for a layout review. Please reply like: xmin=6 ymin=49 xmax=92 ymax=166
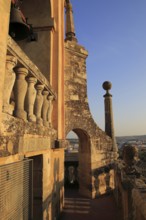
xmin=67 ymin=131 xmax=146 ymax=139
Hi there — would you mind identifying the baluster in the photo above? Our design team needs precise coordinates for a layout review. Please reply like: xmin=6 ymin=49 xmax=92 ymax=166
xmin=42 ymin=90 xmax=49 ymax=126
xmin=3 ymin=55 xmax=17 ymax=114
xmin=25 ymin=77 xmax=37 ymax=122
xmin=47 ymin=95 xmax=54 ymax=128
xmin=14 ymin=67 xmax=28 ymax=120
xmin=34 ymin=84 xmax=44 ymax=125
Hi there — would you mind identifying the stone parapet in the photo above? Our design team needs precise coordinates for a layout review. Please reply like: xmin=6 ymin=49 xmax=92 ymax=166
xmin=115 ymin=159 xmax=146 ymax=220
xmin=0 ymin=35 xmax=58 ymax=157
xmin=0 ymin=113 xmax=57 ymax=156
xmin=2 ymin=36 xmax=56 ymax=129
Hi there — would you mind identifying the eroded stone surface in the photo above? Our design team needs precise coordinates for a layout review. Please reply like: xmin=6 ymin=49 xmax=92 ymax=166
xmin=0 ymin=113 xmax=57 ymax=155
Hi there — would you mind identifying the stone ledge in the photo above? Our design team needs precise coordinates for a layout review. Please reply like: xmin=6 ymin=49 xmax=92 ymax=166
xmin=18 ymin=135 xmax=51 ymax=153
xmin=0 ymin=113 xmax=57 ymax=156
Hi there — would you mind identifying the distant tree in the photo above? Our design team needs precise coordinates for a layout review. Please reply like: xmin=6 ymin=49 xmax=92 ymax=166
xmin=139 ymin=151 xmax=146 ymax=162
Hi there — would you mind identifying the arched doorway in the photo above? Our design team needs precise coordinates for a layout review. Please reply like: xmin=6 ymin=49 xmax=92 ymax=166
xmin=65 ymin=129 xmax=92 ymax=198
xmin=65 ymin=131 xmax=79 ymax=189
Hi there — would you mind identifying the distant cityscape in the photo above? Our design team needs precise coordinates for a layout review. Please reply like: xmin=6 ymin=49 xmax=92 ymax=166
xmin=116 ymin=135 xmax=146 ymax=149
xmin=66 ymin=136 xmax=146 ymax=161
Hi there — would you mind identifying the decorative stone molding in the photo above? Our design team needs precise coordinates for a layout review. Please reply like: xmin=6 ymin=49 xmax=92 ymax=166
xmin=14 ymin=67 xmax=28 ymax=120
xmin=25 ymin=77 xmax=37 ymax=122
xmin=3 ymin=55 xmax=17 ymax=115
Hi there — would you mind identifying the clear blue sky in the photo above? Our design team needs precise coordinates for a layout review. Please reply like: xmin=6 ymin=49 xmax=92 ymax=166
xmin=70 ymin=0 xmax=146 ymax=137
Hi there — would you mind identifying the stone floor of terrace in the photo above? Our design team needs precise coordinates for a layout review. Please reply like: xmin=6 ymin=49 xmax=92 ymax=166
xmin=59 ymin=189 xmax=122 ymax=220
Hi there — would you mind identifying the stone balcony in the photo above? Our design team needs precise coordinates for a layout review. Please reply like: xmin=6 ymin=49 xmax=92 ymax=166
xmin=0 ymin=36 xmax=57 ymax=156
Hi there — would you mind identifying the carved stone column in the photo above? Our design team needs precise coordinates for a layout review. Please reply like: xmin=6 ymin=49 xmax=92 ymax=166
xmin=65 ymin=0 xmax=77 ymax=42
xmin=3 ymin=55 xmax=17 ymax=114
xmin=103 ymin=81 xmax=118 ymax=152
xmin=47 ymin=95 xmax=54 ymax=127
xmin=34 ymin=84 xmax=44 ymax=125
xmin=25 ymin=77 xmax=37 ymax=122
xmin=42 ymin=90 xmax=49 ymax=126
xmin=14 ymin=67 xmax=28 ymax=120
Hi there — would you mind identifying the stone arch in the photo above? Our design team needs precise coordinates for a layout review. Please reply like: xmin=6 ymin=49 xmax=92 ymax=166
xmin=66 ymin=128 xmax=92 ymax=197
xmin=64 ymin=9 xmax=117 ymax=197
xmin=73 ymin=128 xmax=91 ymax=153
xmin=10 ymin=0 xmax=53 ymax=81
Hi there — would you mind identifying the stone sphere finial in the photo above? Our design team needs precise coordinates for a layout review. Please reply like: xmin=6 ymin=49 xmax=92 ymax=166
xmin=102 ymin=81 xmax=112 ymax=91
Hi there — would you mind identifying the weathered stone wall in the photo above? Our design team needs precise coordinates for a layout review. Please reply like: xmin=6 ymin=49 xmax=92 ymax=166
xmin=0 ymin=2 xmax=65 ymax=219
xmin=0 ymin=112 xmax=57 ymax=157
xmin=64 ymin=40 xmax=117 ymax=198
xmin=50 ymin=148 xmax=64 ymax=220
xmin=65 ymin=40 xmax=113 ymax=151
xmin=115 ymin=161 xmax=146 ymax=220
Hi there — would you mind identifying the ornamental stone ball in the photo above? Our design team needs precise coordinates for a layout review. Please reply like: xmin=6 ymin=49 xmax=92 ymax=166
xmin=102 ymin=81 xmax=112 ymax=91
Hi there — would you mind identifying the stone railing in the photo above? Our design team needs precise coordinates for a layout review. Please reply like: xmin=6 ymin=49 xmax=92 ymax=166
xmin=3 ymin=36 xmax=56 ymax=128
xmin=115 ymin=159 xmax=146 ymax=220
xmin=92 ymin=163 xmax=115 ymax=197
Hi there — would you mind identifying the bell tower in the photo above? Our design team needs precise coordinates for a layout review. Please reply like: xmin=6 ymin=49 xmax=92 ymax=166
xmin=64 ymin=0 xmax=117 ymax=198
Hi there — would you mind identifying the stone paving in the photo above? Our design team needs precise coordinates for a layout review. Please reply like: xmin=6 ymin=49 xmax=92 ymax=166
xmin=59 ymin=189 xmax=122 ymax=220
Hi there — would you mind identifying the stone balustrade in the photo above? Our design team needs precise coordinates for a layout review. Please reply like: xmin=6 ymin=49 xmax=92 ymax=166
xmin=2 ymin=36 xmax=56 ymax=129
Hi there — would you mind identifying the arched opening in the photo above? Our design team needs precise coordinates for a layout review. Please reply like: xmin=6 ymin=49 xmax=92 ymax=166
xmin=65 ymin=129 xmax=92 ymax=198
xmin=65 ymin=131 xmax=79 ymax=189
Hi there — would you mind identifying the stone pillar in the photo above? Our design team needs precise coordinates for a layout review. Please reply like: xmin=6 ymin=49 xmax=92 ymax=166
xmin=34 ymin=84 xmax=44 ymax=125
xmin=102 ymin=81 xmax=118 ymax=152
xmin=47 ymin=95 xmax=54 ymax=128
xmin=42 ymin=90 xmax=49 ymax=127
xmin=0 ymin=1 xmax=11 ymax=126
xmin=25 ymin=77 xmax=37 ymax=122
xmin=65 ymin=0 xmax=77 ymax=42
xmin=14 ymin=67 xmax=28 ymax=120
xmin=3 ymin=55 xmax=17 ymax=115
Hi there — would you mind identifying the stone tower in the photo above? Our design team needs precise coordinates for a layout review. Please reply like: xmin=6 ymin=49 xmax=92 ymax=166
xmin=64 ymin=0 xmax=117 ymax=198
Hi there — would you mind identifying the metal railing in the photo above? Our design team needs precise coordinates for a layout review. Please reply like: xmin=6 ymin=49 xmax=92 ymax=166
xmin=0 ymin=159 xmax=33 ymax=220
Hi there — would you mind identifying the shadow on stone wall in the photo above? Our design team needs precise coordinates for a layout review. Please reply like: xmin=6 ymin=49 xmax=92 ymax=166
xmin=93 ymin=164 xmax=115 ymax=197
xmin=43 ymin=158 xmax=64 ymax=220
